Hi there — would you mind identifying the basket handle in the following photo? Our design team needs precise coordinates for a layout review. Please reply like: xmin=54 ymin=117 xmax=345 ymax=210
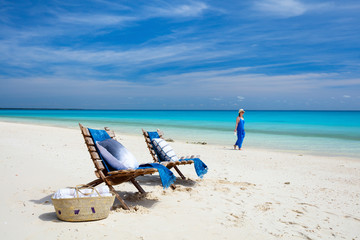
xmin=75 ymin=185 xmax=101 ymax=198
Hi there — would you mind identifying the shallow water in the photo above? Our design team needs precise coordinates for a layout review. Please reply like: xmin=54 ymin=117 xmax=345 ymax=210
xmin=0 ymin=109 xmax=359 ymax=158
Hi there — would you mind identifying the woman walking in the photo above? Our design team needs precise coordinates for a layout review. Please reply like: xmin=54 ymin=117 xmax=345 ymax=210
xmin=234 ymin=109 xmax=245 ymax=150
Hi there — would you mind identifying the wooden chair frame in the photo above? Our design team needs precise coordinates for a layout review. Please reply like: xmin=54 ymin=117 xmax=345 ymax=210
xmin=79 ymin=123 xmax=157 ymax=210
xmin=142 ymin=129 xmax=199 ymax=180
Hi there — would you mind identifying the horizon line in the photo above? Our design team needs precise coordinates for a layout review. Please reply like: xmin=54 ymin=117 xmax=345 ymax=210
xmin=0 ymin=108 xmax=359 ymax=112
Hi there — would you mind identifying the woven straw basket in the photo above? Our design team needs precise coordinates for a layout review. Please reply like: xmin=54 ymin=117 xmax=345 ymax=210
xmin=51 ymin=185 xmax=115 ymax=222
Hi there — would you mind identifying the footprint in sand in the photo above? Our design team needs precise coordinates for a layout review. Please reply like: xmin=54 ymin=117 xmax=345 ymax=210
xmin=175 ymin=186 xmax=192 ymax=192
xmin=114 ymin=205 xmax=149 ymax=214
xmin=292 ymin=209 xmax=305 ymax=216
xmin=216 ymin=179 xmax=256 ymax=192
xmin=255 ymin=202 xmax=273 ymax=212
xmin=344 ymin=215 xmax=360 ymax=222
xmin=213 ymin=186 xmax=231 ymax=192
xmin=225 ymin=212 xmax=245 ymax=227
xmin=298 ymin=202 xmax=319 ymax=208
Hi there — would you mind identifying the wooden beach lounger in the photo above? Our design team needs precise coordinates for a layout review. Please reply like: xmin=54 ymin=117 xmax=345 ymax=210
xmin=79 ymin=123 xmax=158 ymax=210
xmin=142 ymin=129 xmax=202 ymax=180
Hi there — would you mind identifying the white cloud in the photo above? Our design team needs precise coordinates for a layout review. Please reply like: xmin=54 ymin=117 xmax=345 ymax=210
xmin=252 ymin=0 xmax=344 ymax=18
xmin=145 ymin=2 xmax=208 ymax=18
xmin=153 ymin=68 xmax=360 ymax=100
xmin=55 ymin=1 xmax=209 ymax=28
xmin=57 ymin=14 xmax=136 ymax=26
xmin=253 ymin=0 xmax=307 ymax=18
xmin=0 ymin=36 xmax=245 ymax=74
xmin=237 ymin=96 xmax=245 ymax=101
xmin=2 ymin=69 xmax=360 ymax=110
xmin=343 ymin=95 xmax=351 ymax=98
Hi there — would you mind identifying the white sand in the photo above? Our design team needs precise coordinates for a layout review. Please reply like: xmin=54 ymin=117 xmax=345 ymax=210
xmin=0 ymin=121 xmax=359 ymax=240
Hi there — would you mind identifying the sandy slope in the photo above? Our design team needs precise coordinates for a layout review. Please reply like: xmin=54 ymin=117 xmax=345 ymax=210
xmin=0 ymin=121 xmax=359 ymax=240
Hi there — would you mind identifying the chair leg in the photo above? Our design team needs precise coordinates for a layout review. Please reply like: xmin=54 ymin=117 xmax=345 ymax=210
xmin=86 ymin=178 xmax=103 ymax=187
xmin=107 ymin=185 xmax=130 ymax=210
xmin=174 ymin=166 xmax=186 ymax=180
xmin=130 ymin=178 xmax=146 ymax=194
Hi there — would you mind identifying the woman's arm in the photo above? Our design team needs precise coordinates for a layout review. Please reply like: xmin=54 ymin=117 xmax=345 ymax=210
xmin=234 ymin=116 xmax=240 ymax=131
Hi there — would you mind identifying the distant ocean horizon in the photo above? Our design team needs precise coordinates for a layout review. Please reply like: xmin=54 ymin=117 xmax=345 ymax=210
xmin=0 ymin=109 xmax=359 ymax=159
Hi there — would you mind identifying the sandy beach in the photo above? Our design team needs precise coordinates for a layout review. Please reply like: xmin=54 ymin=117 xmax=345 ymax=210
xmin=0 ymin=121 xmax=359 ymax=240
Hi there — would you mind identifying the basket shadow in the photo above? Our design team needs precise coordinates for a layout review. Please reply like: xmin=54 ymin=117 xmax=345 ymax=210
xmin=30 ymin=194 xmax=53 ymax=205
xmin=39 ymin=212 xmax=61 ymax=222
xmin=31 ymin=189 xmax=158 ymax=212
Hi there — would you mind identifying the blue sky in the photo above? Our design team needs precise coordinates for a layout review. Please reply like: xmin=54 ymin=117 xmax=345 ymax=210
xmin=0 ymin=0 xmax=359 ymax=110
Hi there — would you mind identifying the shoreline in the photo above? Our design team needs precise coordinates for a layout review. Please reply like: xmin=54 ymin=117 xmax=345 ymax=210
xmin=0 ymin=119 xmax=358 ymax=161
xmin=1 ymin=107 xmax=360 ymax=111
xmin=0 ymin=121 xmax=359 ymax=239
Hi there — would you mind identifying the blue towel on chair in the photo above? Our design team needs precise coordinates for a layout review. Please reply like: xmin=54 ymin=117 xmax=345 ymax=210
xmin=89 ymin=128 xmax=112 ymax=142
xmin=139 ymin=163 xmax=176 ymax=189
xmin=88 ymin=128 xmax=113 ymax=172
xmin=181 ymin=158 xmax=208 ymax=178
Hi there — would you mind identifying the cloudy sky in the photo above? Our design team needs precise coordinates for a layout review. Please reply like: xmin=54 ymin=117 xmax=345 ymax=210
xmin=0 ymin=0 xmax=359 ymax=110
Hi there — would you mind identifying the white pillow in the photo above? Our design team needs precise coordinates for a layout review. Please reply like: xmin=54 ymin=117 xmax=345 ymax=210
xmin=152 ymin=138 xmax=179 ymax=162
xmin=96 ymin=139 xmax=139 ymax=170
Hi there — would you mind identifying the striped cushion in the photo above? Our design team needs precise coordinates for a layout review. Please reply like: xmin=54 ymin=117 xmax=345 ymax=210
xmin=152 ymin=138 xmax=179 ymax=162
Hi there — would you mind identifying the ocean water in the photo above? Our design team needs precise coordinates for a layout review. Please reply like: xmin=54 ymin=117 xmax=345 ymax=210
xmin=0 ymin=109 xmax=359 ymax=158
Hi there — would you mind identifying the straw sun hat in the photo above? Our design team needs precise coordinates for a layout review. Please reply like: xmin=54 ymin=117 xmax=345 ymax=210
xmin=238 ymin=109 xmax=245 ymax=113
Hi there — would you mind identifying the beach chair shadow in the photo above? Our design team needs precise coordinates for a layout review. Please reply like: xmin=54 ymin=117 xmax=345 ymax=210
xmin=142 ymin=129 xmax=208 ymax=180
xmin=137 ymin=175 xmax=197 ymax=187
xmin=119 ymin=191 xmax=158 ymax=209
xmin=79 ymin=123 xmax=163 ymax=210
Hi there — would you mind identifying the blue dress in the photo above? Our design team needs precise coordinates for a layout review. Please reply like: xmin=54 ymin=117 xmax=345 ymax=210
xmin=235 ymin=119 xmax=245 ymax=149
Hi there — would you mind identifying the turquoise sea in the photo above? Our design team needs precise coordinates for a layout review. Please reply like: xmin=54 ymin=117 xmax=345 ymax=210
xmin=0 ymin=109 xmax=359 ymax=159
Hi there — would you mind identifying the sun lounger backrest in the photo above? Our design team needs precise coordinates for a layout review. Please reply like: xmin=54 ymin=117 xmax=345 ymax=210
xmin=142 ymin=129 xmax=164 ymax=163
xmin=104 ymin=127 xmax=116 ymax=139
xmin=79 ymin=123 xmax=109 ymax=178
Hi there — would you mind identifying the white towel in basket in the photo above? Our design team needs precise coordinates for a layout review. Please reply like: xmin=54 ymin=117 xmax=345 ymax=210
xmin=53 ymin=185 xmax=112 ymax=199
xmin=53 ymin=188 xmax=76 ymax=199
